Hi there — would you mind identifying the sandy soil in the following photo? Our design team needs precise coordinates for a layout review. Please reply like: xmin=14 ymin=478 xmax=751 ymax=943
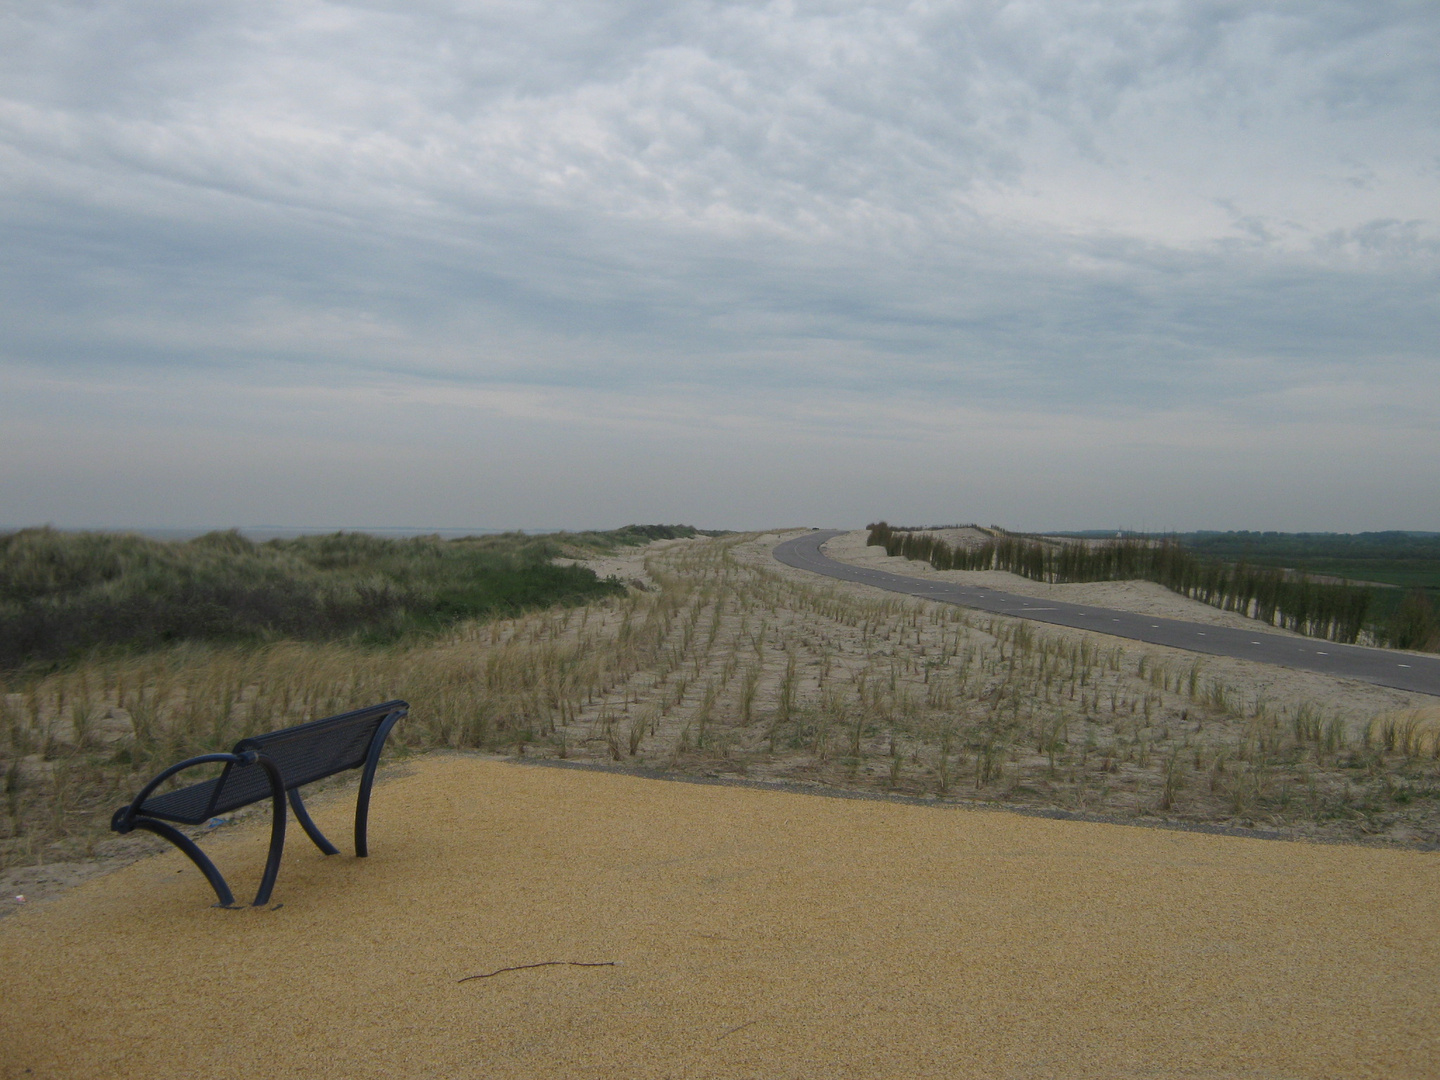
xmin=555 ymin=536 xmax=702 ymax=590
xmin=821 ymin=530 xmax=1313 ymax=636
xmin=2 ymin=754 xmax=1435 ymax=1080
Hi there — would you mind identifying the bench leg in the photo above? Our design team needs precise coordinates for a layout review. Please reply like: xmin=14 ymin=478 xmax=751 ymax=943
xmin=252 ymin=756 xmax=288 ymax=906
xmin=288 ymin=788 xmax=339 ymax=856
xmin=128 ymin=819 xmax=237 ymax=907
xmin=354 ymin=708 xmax=405 ymax=857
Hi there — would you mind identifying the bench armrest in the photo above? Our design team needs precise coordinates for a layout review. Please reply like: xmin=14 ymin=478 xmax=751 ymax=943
xmin=111 ymin=751 xmax=263 ymax=833
xmin=111 ymin=750 xmax=290 ymax=907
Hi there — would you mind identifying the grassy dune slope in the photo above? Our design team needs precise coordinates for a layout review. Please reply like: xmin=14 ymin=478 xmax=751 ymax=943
xmin=0 ymin=527 xmax=631 ymax=671
xmin=5 ymin=531 xmax=1440 ymax=892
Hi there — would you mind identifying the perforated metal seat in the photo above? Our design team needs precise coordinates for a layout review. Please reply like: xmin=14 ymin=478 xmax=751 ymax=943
xmin=138 ymin=777 xmax=224 ymax=825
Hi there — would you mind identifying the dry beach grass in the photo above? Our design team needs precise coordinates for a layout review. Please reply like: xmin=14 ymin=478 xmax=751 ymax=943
xmin=2 ymin=755 xmax=1437 ymax=1079
xmin=6 ymin=531 xmax=1440 ymax=917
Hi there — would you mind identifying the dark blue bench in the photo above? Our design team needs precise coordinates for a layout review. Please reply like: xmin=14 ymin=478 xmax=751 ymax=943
xmin=111 ymin=701 xmax=408 ymax=907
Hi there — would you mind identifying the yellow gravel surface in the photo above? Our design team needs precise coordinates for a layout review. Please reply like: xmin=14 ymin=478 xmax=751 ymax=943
xmin=3 ymin=755 xmax=1438 ymax=1079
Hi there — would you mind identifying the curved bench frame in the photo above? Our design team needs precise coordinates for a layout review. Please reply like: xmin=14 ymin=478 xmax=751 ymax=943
xmin=111 ymin=703 xmax=406 ymax=908
xmin=111 ymin=751 xmax=287 ymax=908
xmin=278 ymin=706 xmax=406 ymax=859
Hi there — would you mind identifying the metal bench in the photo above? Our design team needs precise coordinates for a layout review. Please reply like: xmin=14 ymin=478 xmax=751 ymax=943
xmin=111 ymin=700 xmax=408 ymax=907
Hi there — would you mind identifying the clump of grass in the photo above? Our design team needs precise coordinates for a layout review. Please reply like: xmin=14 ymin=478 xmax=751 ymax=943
xmin=739 ymin=663 xmax=761 ymax=726
xmin=1367 ymin=708 xmax=1440 ymax=759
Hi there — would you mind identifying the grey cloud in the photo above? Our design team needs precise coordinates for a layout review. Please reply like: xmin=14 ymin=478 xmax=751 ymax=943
xmin=2 ymin=1 xmax=1438 ymax=528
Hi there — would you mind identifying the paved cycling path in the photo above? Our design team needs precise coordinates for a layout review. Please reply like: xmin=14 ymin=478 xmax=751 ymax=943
xmin=775 ymin=531 xmax=1440 ymax=697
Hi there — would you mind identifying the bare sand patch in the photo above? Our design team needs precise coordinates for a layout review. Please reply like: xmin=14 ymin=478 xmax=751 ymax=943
xmin=554 ymin=535 xmax=701 ymax=589
xmin=821 ymin=529 xmax=1310 ymax=636
xmin=2 ymin=754 xmax=1435 ymax=1079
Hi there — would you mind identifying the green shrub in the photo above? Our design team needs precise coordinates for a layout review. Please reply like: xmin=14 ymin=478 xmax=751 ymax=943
xmin=0 ymin=527 xmax=627 ymax=670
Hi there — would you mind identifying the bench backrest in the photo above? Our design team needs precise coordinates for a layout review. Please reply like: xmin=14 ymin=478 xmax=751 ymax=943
xmin=208 ymin=700 xmax=407 ymax=816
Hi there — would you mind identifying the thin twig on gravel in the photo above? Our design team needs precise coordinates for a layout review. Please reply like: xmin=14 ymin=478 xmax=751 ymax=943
xmin=457 ymin=960 xmax=617 ymax=983
xmin=717 ymin=1018 xmax=763 ymax=1040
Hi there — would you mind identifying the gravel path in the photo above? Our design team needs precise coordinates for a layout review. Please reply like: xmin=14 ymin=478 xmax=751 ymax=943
xmin=3 ymin=754 xmax=1437 ymax=1078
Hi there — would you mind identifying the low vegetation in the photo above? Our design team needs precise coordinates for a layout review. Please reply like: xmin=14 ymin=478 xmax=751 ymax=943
xmin=4 ymin=531 xmax=1438 ymax=879
xmin=1174 ymin=530 xmax=1440 ymax=591
xmin=0 ymin=527 xmax=642 ymax=672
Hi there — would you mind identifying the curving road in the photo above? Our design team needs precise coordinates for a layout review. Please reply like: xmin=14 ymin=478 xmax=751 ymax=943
xmin=775 ymin=530 xmax=1440 ymax=698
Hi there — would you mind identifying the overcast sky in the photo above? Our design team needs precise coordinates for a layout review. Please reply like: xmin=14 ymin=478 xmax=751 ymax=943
xmin=3 ymin=1 xmax=1437 ymax=533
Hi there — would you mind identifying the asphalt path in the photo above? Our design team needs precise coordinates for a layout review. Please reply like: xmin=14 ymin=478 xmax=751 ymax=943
xmin=775 ymin=530 xmax=1440 ymax=698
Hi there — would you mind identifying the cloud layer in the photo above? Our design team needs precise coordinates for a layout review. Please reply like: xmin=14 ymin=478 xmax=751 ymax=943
xmin=3 ymin=1 xmax=1438 ymax=529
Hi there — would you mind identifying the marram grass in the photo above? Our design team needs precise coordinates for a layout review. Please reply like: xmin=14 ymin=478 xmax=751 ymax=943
xmin=4 ymin=532 xmax=1440 ymax=876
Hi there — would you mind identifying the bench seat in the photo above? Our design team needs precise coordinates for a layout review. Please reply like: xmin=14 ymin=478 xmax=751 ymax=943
xmin=138 ymin=777 xmax=225 ymax=825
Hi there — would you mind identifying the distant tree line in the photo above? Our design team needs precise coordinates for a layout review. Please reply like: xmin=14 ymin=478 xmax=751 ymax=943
xmin=866 ymin=522 xmax=1377 ymax=645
